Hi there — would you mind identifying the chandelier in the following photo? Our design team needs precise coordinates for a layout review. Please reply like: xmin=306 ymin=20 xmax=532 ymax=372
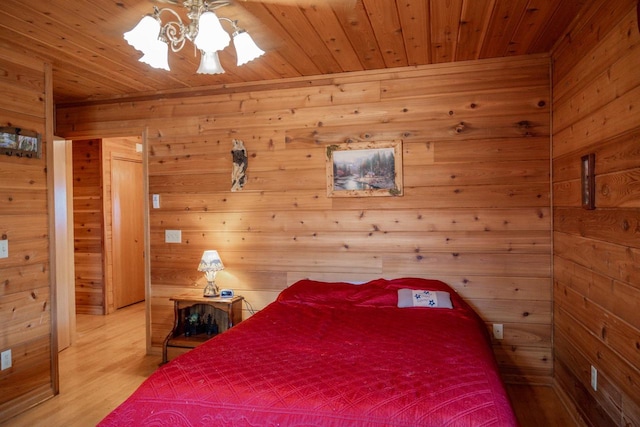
xmin=124 ymin=0 xmax=265 ymax=74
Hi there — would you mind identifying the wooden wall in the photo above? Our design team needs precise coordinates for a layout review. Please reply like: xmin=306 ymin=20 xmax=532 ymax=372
xmin=71 ymin=136 xmax=143 ymax=315
xmin=72 ymin=139 xmax=104 ymax=315
xmin=0 ymin=48 xmax=55 ymax=421
xmin=56 ymin=54 xmax=552 ymax=384
xmin=551 ymin=0 xmax=640 ymax=425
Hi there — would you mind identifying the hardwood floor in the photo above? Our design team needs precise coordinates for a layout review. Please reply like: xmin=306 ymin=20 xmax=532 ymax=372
xmin=506 ymin=384 xmax=584 ymax=427
xmin=5 ymin=302 xmax=582 ymax=426
xmin=5 ymin=303 xmax=159 ymax=427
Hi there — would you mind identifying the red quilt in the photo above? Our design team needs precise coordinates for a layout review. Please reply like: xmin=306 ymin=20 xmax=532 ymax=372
xmin=99 ymin=278 xmax=518 ymax=426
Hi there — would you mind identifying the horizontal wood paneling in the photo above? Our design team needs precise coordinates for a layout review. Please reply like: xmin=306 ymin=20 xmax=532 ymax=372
xmin=72 ymin=139 xmax=104 ymax=315
xmin=551 ymin=0 xmax=640 ymax=424
xmin=149 ymin=208 xmax=551 ymax=232
xmin=0 ymin=51 xmax=54 ymax=423
xmin=57 ymin=55 xmax=552 ymax=383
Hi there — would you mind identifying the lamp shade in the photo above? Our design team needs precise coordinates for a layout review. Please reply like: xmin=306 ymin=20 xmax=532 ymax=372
xmin=194 ymin=11 xmax=231 ymax=53
xmin=198 ymin=250 xmax=224 ymax=272
xmin=233 ymin=30 xmax=265 ymax=66
xmin=124 ymin=15 xmax=161 ymax=53
xmin=197 ymin=51 xmax=225 ymax=74
xmin=139 ymin=38 xmax=170 ymax=71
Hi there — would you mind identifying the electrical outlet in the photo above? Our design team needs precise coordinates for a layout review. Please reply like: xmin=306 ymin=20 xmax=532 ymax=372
xmin=492 ymin=324 xmax=504 ymax=340
xmin=1 ymin=349 xmax=11 ymax=370
xmin=165 ymin=230 xmax=181 ymax=243
xmin=0 ymin=239 xmax=8 ymax=259
xmin=591 ymin=365 xmax=598 ymax=391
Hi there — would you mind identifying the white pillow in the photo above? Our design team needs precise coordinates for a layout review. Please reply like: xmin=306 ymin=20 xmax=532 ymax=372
xmin=397 ymin=289 xmax=453 ymax=309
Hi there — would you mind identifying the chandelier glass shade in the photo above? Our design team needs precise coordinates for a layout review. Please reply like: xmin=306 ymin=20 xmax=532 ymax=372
xmin=197 ymin=50 xmax=225 ymax=74
xmin=193 ymin=11 xmax=230 ymax=53
xmin=232 ymin=29 xmax=266 ymax=66
xmin=124 ymin=0 xmax=265 ymax=74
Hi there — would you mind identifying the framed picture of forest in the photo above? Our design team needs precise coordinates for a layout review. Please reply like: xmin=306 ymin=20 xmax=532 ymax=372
xmin=326 ymin=140 xmax=403 ymax=198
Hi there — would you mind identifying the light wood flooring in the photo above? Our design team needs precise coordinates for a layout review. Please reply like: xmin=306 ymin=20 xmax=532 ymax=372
xmin=5 ymin=302 xmax=582 ymax=427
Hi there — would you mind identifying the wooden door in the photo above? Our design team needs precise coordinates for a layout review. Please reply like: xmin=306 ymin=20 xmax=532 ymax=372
xmin=112 ymin=156 xmax=145 ymax=308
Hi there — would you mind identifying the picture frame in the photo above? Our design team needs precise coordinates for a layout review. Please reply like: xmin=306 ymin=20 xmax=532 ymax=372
xmin=326 ymin=140 xmax=403 ymax=197
xmin=0 ymin=126 xmax=42 ymax=159
xmin=581 ymin=153 xmax=595 ymax=210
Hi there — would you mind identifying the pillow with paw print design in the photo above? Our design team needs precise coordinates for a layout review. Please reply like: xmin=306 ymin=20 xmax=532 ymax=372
xmin=397 ymin=289 xmax=453 ymax=309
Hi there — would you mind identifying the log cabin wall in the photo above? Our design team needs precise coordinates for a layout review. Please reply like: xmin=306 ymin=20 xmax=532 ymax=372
xmin=56 ymin=54 xmax=552 ymax=384
xmin=0 ymin=49 xmax=55 ymax=420
xmin=72 ymin=139 xmax=105 ymax=315
xmin=71 ymin=136 xmax=143 ymax=316
xmin=551 ymin=0 xmax=640 ymax=425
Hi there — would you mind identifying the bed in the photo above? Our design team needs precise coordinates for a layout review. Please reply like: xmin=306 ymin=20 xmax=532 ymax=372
xmin=99 ymin=277 xmax=518 ymax=426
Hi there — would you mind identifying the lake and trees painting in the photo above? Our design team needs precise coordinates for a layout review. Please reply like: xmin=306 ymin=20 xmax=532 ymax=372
xmin=326 ymin=141 xmax=403 ymax=197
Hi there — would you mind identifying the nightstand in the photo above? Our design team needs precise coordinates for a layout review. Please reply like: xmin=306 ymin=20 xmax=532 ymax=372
xmin=162 ymin=294 xmax=244 ymax=363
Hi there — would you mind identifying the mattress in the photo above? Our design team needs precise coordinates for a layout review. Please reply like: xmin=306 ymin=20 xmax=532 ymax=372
xmin=99 ymin=277 xmax=518 ymax=426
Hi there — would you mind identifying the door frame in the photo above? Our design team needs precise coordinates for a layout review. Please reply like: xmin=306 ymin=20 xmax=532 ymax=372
xmin=52 ymin=136 xmax=76 ymax=351
xmin=54 ymin=129 xmax=152 ymax=353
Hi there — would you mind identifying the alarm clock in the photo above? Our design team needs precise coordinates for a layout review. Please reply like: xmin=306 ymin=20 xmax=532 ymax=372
xmin=220 ymin=289 xmax=234 ymax=298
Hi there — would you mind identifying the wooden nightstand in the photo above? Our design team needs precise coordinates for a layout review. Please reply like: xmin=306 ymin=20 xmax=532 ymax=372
xmin=162 ymin=294 xmax=244 ymax=363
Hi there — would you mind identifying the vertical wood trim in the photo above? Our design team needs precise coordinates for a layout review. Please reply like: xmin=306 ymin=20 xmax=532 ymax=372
xmin=44 ymin=61 xmax=59 ymax=395
xmin=101 ymin=141 xmax=112 ymax=314
xmin=53 ymin=137 xmax=71 ymax=350
xmin=66 ymin=139 xmax=77 ymax=344
xmin=548 ymin=57 xmax=556 ymax=379
xmin=142 ymin=127 xmax=153 ymax=354
xmin=51 ymin=138 xmax=77 ymax=349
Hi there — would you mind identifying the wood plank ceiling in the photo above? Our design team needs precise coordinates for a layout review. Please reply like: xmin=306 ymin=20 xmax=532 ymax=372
xmin=0 ymin=0 xmax=587 ymax=105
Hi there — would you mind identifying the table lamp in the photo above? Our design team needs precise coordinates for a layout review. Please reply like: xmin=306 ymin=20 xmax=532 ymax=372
xmin=197 ymin=250 xmax=224 ymax=297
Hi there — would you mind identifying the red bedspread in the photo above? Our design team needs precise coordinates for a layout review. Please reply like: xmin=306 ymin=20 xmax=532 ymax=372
xmin=99 ymin=278 xmax=518 ymax=426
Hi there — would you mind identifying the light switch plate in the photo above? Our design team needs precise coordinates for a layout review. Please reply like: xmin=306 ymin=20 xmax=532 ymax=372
xmin=152 ymin=194 xmax=160 ymax=209
xmin=165 ymin=230 xmax=181 ymax=243
xmin=0 ymin=240 xmax=8 ymax=259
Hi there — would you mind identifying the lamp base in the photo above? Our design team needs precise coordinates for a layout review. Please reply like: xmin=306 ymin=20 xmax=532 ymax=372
xmin=203 ymin=281 xmax=219 ymax=297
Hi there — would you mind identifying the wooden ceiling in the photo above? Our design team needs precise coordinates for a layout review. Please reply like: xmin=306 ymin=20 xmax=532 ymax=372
xmin=0 ymin=0 xmax=587 ymax=105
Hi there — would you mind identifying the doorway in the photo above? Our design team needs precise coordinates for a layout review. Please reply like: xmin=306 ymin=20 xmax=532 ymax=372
xmin=59 ymin=136 xmax=146 ymax=325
